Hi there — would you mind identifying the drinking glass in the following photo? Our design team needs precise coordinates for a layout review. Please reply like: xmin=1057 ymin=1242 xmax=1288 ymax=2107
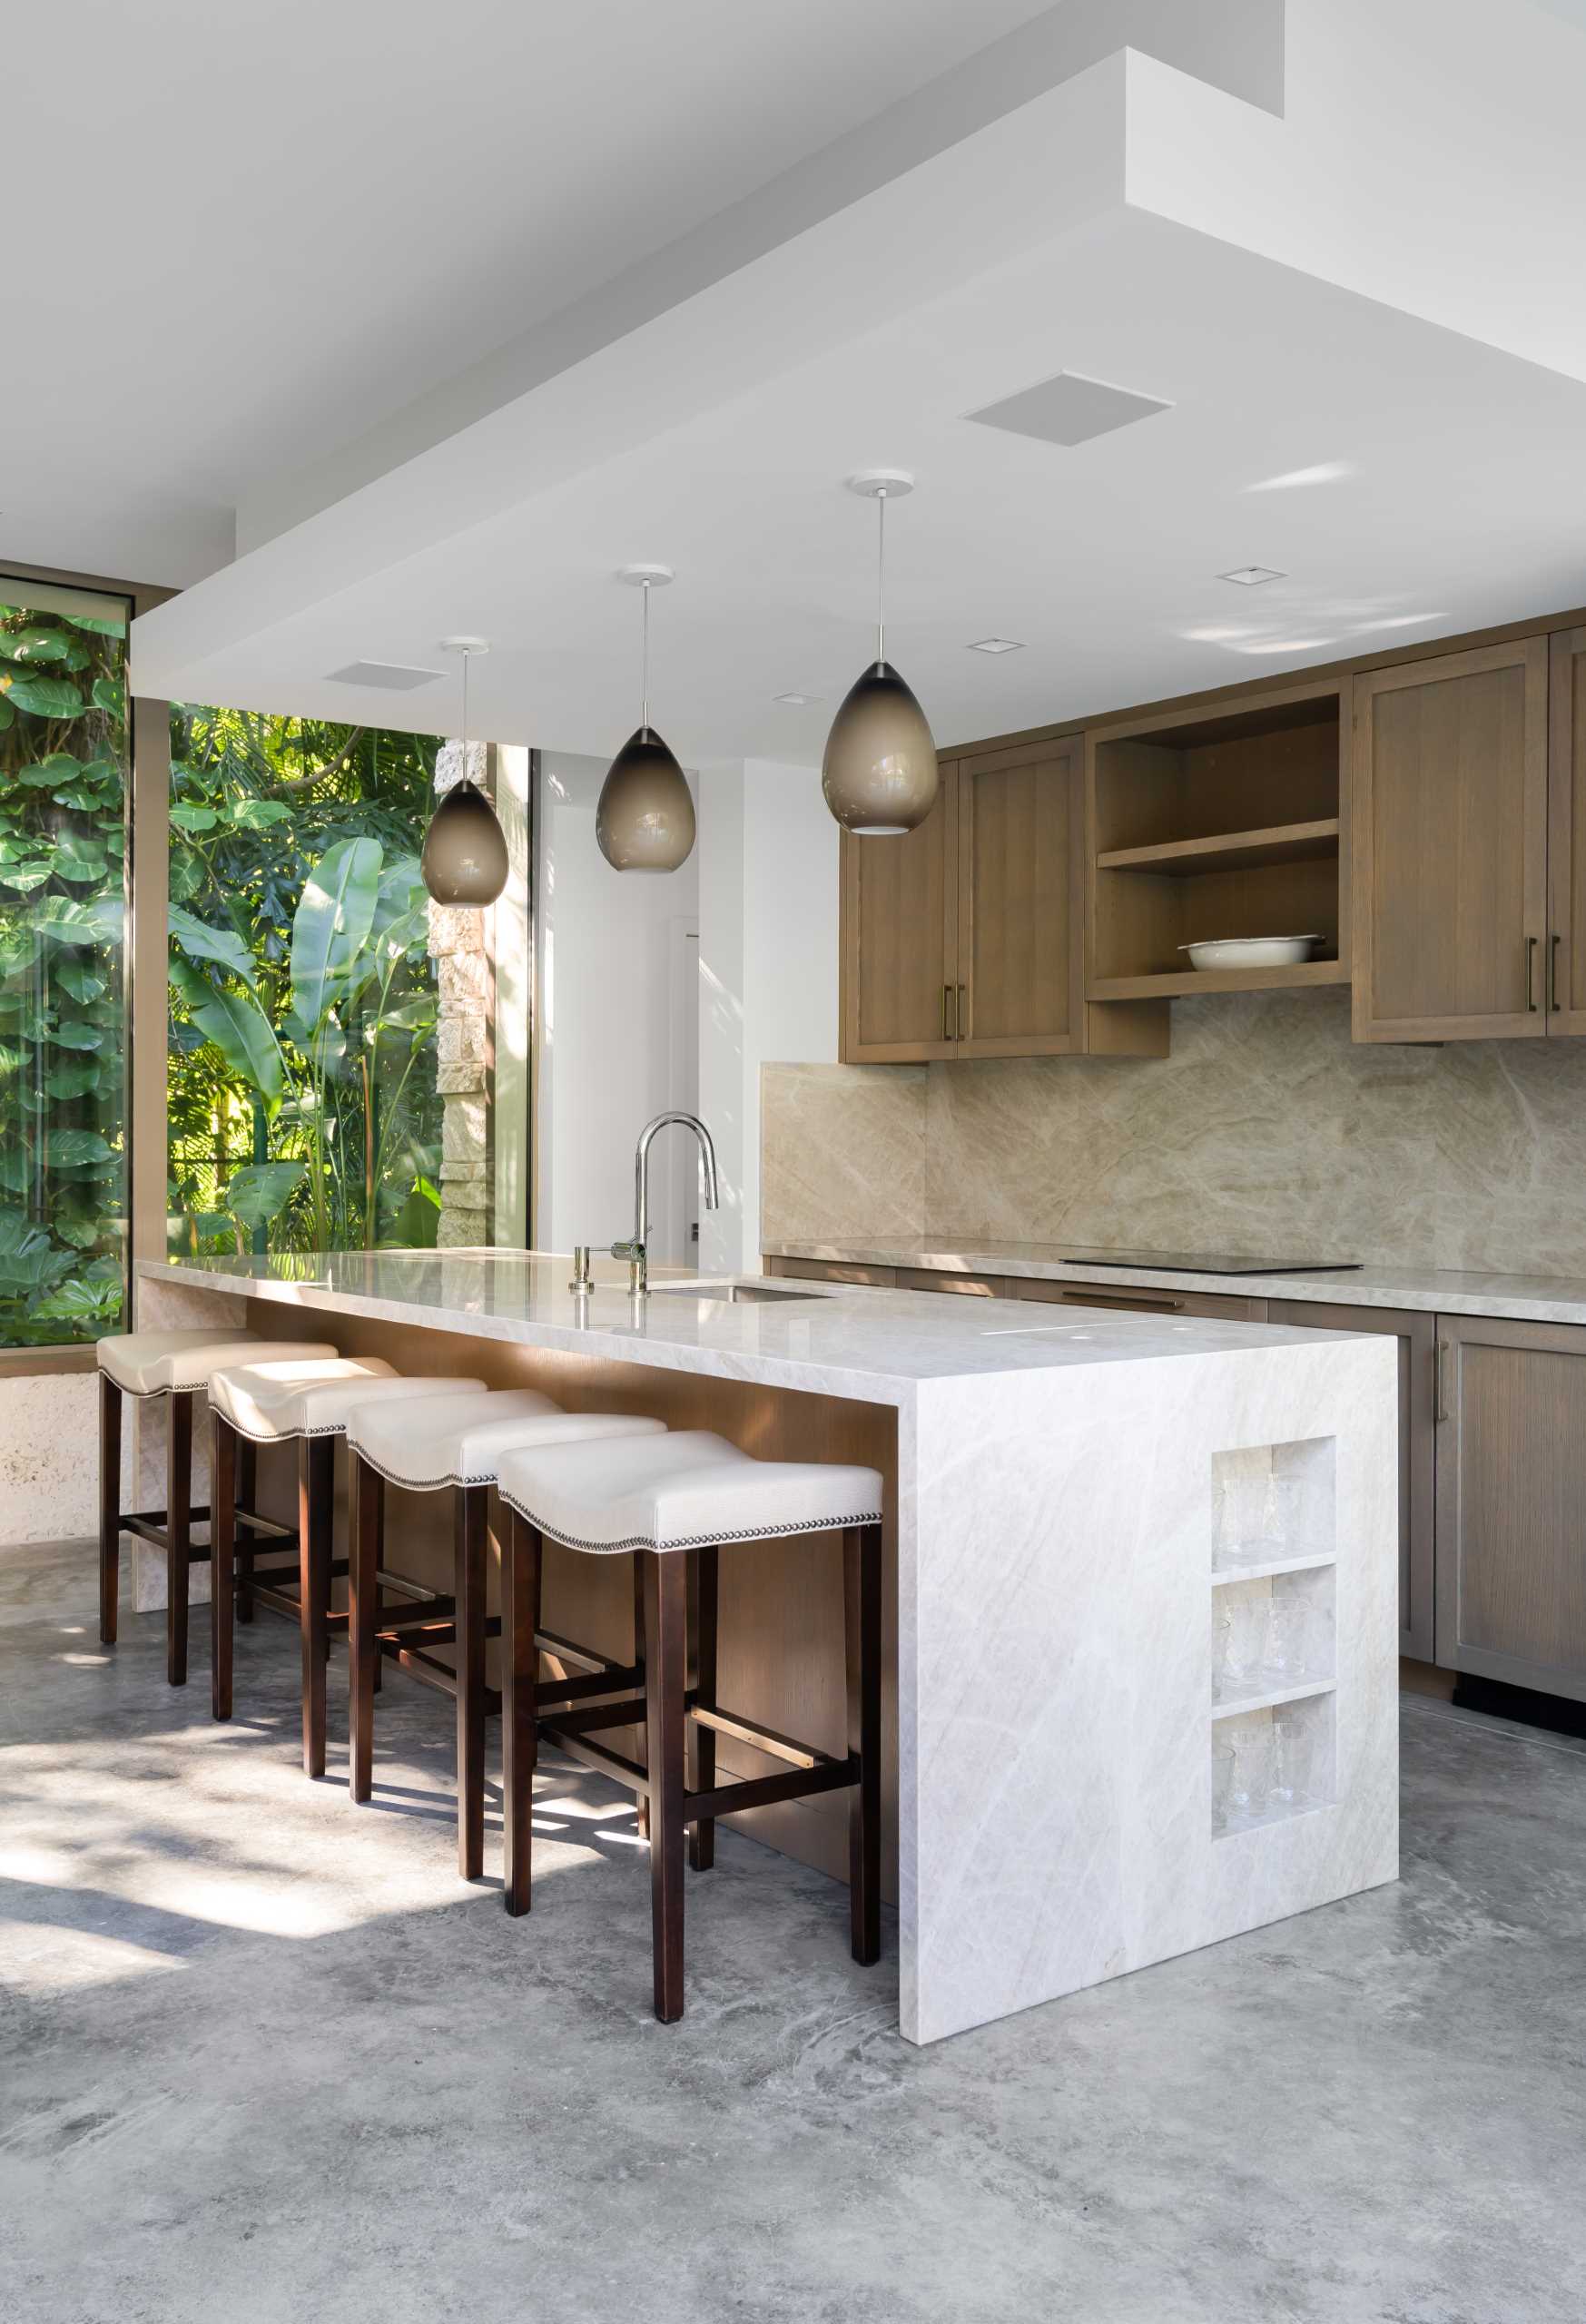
xmin=1268 ymin=1714 xmax=1305 ymax=1809
xmin=1213 ymin=1598 xmax=1258 ymax=1701
xmin=1226 ymin=1720 xmax=1271 ymax=1825
xmin=1262 ymin=1593 xmax=1317 ymax=1682
xmin=1211 ymin=1741 xmax=1237 ymax=1835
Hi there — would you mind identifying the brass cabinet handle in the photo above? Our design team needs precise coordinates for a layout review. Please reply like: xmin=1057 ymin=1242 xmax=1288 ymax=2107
xmin=1527 ymin=935 xmax=1539 ymax=1011
xmin=1057 ymin=1289 xmax=1186 ymax=1314
xmin=941 ymin=983 xmax=953 ymax=1041
xmin=1552 ymin=931 xmax=1562 ymax=1014
xmin=1435 ymin=1339 xmax=1450 ymax=1424
xmin=957 ymin=982 xmax=967 ymax=1039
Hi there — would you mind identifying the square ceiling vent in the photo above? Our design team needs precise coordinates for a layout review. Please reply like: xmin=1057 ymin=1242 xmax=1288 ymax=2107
xmin=966 ymin=371 xmax=1172 ymax=448
xmin=325 ymin=659 xmax=443 ymax=691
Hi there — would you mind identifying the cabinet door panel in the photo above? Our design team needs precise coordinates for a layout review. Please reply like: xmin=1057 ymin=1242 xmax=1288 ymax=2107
xmin=1352 ymin=639 xmax=1548 ymax=1041
xmin=956 ymin=739 xmax=1082 ymax=1058
xmin=1270 ymin=1299 xmax=1433 ymax=1659
xmin=839 ymin=767 xmax=957 ymax=1061
xmin=1547 ymin=626 xmax=1586 ymax=1035
xmin=1435 ymin=1314 xmax=1586 ymax=1703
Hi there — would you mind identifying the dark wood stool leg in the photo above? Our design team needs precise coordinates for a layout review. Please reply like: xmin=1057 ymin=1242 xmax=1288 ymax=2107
xmin=235 ymin=1435 xmax=258 ymax=1624
xmin=688 ymin=1544 xmax=718 ymax=1872
xmin=98 ymin=1371 xmax=122 ymax=1647
xmin=349 ymin=1452 xmax=381 ymax=1803
xmin=300 ymin=1437 xmax=334 ymax=1777
xmin=502 ymin=1511 xmax=541 ymax=1916
xmin=455 ymin=1484 xmax=488 ymax=1881
xmin=644 ymin=1550 xmax=687 ymax=2023
xmin=166 ymin=1391 xmax=194 ymax=1688
xmin=631 ymin=1555 xmax=650 ymax=1842
xmin=844 ymin=1521 xmax=883 ymax=1966
xmin=211 ymin=1411 xmax=236 ymax=1720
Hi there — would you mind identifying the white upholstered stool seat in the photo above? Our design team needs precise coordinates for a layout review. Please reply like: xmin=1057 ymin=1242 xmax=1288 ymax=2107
xmin=98 ymin=1327 xmax=335 ymax=1396
xmin=496 ymin=1429 xmax=883 ymax=1555
xmin=94 ymin=1327 xmax=333 ymax=1689
xmin=345 ymin=1389 xmax=670 ymax=1882
xmin=490 ymin=1427 xmax=886 ymax=2022
xmin=348 ymin=1386 xmax=666 ymax=1492
xmin=211 ymin=1357 xmax=487 ymax=1444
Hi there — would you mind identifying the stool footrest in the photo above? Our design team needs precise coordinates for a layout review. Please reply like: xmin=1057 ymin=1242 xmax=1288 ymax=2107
xmin=534 ymin=1659 xmax=642 ymax=1710
xmin=685 ymin=1755 xmax=858 ymax=1824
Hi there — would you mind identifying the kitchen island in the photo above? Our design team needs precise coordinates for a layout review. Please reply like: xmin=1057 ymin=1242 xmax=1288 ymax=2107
xmin=138 ymin=1251 xmax=1399 ymax=2045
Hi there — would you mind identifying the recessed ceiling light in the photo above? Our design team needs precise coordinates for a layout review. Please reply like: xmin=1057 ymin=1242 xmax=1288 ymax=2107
xmin=968 ymin=637 xmax=1024 ymax=655
xmin=1219 ymin=566 xmax=1286 ymax=587
xmin=773 ymin=691 xmax=820 ymax=705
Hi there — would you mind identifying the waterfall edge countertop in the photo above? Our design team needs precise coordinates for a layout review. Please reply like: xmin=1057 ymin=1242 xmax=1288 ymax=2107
xmin=763 ymin=1237 xmax=1586 ymax=1326
xmin=142 ymin=1249 xmax=1375 ymax=1399
xmin=140 ymin=1252 xmax=1399 ymax=2048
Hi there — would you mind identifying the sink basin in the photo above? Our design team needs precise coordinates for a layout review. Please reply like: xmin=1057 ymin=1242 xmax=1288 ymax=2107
xmin=648 ymin=1281 xmax=823 ymax=1305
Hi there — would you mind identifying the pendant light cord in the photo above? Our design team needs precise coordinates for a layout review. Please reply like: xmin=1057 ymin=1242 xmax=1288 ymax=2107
xmin=641 ymin=579 xmax=652 ymax=731
xmin=459 ymin=646 xmax=470 ymax=773
xmin=876 ymin=486 xmax=887 ymax=666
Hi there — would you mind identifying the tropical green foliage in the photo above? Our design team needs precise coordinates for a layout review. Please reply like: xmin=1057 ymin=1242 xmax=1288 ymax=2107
xmin=165 ymin=711 xmax=443 ymax=1256
xmin=0 ymin=595 xmax=129 ymax=1346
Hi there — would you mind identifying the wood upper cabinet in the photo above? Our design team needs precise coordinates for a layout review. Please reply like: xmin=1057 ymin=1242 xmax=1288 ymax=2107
xmin=840 ymin=762 xmax=960 ymax=1061
xmin=1434 ymin=1314 xmax=1586 ymax=1705
xmin=840 ymin=741 xmax=1167 ymax=1063
xmin=954 ymin=737 xmax=1084 ymax=1058
xmin=1352 ymin=637 xmax=1550 ymax=1040
xmin=1547 ymin=627 xmax=1586 ymax=1034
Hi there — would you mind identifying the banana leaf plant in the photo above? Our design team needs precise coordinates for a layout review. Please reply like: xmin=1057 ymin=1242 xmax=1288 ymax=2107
xmin=169 ymin=836 xmax=438 ymax=1250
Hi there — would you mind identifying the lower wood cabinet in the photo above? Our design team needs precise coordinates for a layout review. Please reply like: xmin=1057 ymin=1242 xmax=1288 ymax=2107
xmin=1013 ymin=1276 xmax=1266 ymax=1323
xmin=1433 ymin=1314 xmax=1586 ymax=1705
xmin=1269 ymin=1299 xmax=1435 ymax=1660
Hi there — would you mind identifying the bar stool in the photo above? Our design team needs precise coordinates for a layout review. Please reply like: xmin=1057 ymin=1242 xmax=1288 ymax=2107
xmin=97 ymin=1327 xmax=336 ymax=1684
xmin=494 ymin=1429 xmax=884 ymax=2023
xmin=345 ymin=1388 xmax=669 ymax=1879
xmin=207 ymin=1356 xmax=488 ymax=1773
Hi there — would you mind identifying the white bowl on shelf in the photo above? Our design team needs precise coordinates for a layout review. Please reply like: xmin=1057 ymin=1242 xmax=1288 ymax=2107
xmin=1179 ymin=935 xmax=1320 ymax=971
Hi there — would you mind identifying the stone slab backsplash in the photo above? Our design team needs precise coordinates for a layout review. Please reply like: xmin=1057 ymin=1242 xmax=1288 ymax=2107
xmin=760 ymin=989 xmax=1586 ymax=1274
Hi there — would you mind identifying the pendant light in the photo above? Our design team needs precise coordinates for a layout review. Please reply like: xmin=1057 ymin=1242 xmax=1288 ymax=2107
xmin=421 ymin=636 xmax=508 ymax=906
xmin=822 ymin=470 xmax=938 ymax=836
xmin=596 ymin=566 xmax=696 ymax=872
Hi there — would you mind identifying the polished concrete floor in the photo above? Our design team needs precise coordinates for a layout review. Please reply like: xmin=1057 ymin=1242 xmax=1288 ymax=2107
xmin=2 ymin=1537 xmax=1583 ymax=2324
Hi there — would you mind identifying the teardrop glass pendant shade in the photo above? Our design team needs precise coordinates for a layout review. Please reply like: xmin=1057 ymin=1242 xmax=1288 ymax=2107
xmin=421 ymin=777 xmax=509 ymax=905
xmin=822 ymin=659 xmax=939 ymax=835
xmin=596 ymin=724 xmax=696 ymax=872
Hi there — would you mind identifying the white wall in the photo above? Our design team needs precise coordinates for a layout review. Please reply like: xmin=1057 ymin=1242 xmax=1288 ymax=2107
xmin=697 ymin=759 xmax=839 ymax=1273
xmin=535 ymin=752 xmax=700 ymax=1264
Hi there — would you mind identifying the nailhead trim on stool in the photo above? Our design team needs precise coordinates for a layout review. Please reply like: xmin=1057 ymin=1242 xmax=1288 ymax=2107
xmin=344 ymin=1389 xmax=670 ymax=1888
xmin=492 ymin=1429 xmax=885 ymax=2024
xmin=205 ymin=1357 xmax=488 ymax=1776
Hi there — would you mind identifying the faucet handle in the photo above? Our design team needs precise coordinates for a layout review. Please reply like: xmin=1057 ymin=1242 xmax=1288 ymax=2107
xmin=609 ymin=1237 xmax=647 ymax=1295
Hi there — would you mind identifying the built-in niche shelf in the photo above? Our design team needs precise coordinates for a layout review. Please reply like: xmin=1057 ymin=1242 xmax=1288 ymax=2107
xmin=1210 ymin=1437 xmax=1339 ymax=1837
xmin=1089 ymin=684 xmax=1348 ymax=1005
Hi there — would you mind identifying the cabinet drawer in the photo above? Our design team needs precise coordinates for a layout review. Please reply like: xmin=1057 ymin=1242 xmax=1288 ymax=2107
xmin=768 ymin=1257 xmax=897 ymax=1288
xmin=1010 ymin=1276 xmax=1267 ymax=1322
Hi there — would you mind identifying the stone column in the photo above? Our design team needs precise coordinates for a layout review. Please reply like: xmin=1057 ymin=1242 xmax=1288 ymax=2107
xmin=429 ymin=739 xmax=493 ymax=1249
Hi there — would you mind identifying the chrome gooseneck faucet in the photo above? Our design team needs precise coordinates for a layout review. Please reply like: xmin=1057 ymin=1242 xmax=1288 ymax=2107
xmin=610 ymin=1112 xmax=720 ymax=1294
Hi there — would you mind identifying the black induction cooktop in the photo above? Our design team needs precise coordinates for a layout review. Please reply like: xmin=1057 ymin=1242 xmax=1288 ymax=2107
xmin=1059 ymin=1248 xmax=1361 ymax=1277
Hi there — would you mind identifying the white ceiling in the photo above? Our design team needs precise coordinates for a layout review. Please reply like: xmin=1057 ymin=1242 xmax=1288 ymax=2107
xmin=19 ymin=0 xmax=1586 ymax=763
xmin=2 ymin=0 xmax=1055 ymax=584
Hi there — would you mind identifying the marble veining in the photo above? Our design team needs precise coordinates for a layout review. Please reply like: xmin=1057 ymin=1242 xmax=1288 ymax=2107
xmin=142 ymin=1255 xmax=1398 ymax=2047
xmin=761 ymin=988 xmax=1586 ymax=1283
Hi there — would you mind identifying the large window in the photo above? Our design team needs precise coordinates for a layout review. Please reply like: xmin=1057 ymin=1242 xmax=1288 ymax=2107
xmin=166 ymin=711 xmax=454 ymax=1255
xmin=0 ymin=579 xmax=130 ymax=1347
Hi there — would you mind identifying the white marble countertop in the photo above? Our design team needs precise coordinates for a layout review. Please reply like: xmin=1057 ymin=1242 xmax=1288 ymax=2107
xmin=143 ymin=1251 xmax=1356 ymax=1407
xmin=763 ymin=1238 xmax=1586 ymax=1327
